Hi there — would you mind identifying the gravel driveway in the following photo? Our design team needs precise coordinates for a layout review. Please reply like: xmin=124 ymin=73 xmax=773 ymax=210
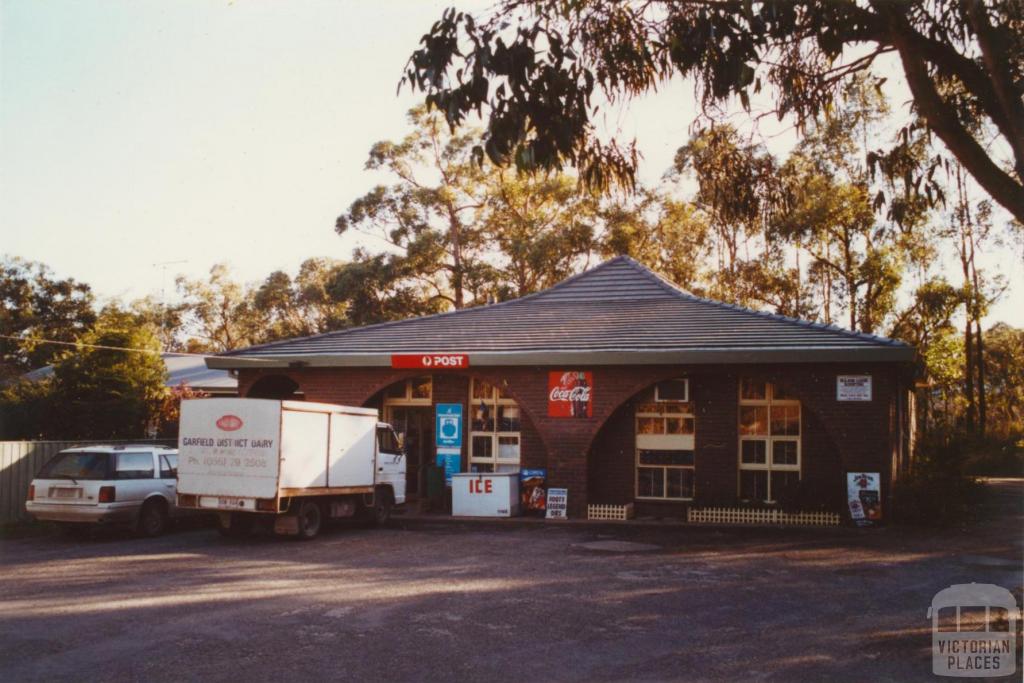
xmin=2 ymin=481 xmax=1021 ymax=682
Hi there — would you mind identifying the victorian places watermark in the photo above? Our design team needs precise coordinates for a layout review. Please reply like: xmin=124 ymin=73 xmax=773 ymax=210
xmin=928 ymin=583 xmax=1020 ymax=678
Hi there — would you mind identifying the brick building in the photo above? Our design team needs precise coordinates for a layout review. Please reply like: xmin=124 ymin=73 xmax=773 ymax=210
xmin=208 ymin=257 xmax=915 ymax=519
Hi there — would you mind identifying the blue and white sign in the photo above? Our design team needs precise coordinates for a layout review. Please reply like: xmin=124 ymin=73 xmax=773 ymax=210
xmin=435 ymin=403 xmax=463 ymax=448
xmin=436 ymin=448 xmax=461 ymax=486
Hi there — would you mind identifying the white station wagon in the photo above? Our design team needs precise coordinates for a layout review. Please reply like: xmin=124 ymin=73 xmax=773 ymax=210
xmin=26 ymin=445 xmax=181 ymax=536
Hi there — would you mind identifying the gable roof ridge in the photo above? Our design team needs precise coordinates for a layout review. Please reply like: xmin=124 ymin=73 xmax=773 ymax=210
xmin=222 ymin=257 xmax=635 ymax=356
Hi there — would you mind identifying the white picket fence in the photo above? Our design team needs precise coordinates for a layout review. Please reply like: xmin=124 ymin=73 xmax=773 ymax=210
xmin=0 ymin=440 xmax=175 ymax=523
xmin=587 ymin=503 xmax=635 ymax=521
xmin=687 ymin=507 xmax=840 ymax=527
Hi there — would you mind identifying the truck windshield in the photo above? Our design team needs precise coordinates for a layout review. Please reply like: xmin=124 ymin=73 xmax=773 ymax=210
xmin=38 ymin=451 xmax=111 ymax=480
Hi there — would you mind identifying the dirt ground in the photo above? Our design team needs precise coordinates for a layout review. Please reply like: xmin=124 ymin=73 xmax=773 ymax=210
xmin=1 ymin=481 xmax=1021 ymax=682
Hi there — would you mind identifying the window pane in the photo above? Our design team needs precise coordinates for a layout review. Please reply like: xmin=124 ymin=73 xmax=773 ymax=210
xmin=159 ymin=455 xmax=176 ymax=478
xmin=384 ymin=382 xmax=406 ymax=399
xmin=471 ymin=435 xmax=493 ymax=461
xmin=656 ymin=379 xmax=688 ymax=401
xmin=771 ymin=383 xmax=796 ymax=400
xmin=990 ymin=608 xmax=1010 ymax=632
xmin=637 ymin=467 xmax=664 ymax=497
xmin=740 ymin=440 xmax=767 ymax=464
xmin=740 ymin=470 xmax=768 ymax=501
xmin=770 ymin=471 xmax=800 ymax=499
xmin=958 ymin=607 xmax=988 ymax=632
xmin=665 ymin=417 xmax=695 ymax=435
xmin=40 ymin=452 xmax=110 ymax=480
xmin=472 ymin=380 xmax=494 ymax=401
xmin=637 ymin=402 xmax=660 ymax=414
xmin=740 ymin=379 xmax=767 ymax=401
xmin=771 ymin=405 xmax=800 ymax=435
xmin=637 ymin=417 xmax=665 ymax=434
xmin=116 ymin=452 xmax=154 ymax=479
xmin=638 ymin=450 xmax=694 ymax=466
xmin=772 ymin=440 xmax=798 ymax=465
xmin=498 ymin=405 xmax=520 ymax=432
xmin=470 ymin=462 xmax=494 ymax=473
xmin=411 ymin=376 xmax=432 ymax=399
xmin=472 ymin=400 xmax=494 ymax=431
xmin=739 ymin=406 xmax=768 ymax=435
xmin=497 ymin=436 xmax=520 ymax=461
xmin=666 ymin=468 xmax=694 ymax=499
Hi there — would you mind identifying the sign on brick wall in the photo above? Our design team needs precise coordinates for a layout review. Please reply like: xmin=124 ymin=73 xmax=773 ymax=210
xmin=837 ymin=375 xmax=872 ymax=401
xmin=391 ymin=353 xmax=469 ymax=369
xmin=548 ymin=371 xmax=593 ymax=418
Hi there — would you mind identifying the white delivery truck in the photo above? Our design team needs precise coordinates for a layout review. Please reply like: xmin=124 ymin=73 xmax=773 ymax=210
xmin=176 ymin=398 xmax=405 ymax=539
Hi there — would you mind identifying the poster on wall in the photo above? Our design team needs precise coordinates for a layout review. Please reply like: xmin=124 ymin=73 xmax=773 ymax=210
xmin=837 ymin=375 xmax=872 ymax=401
xmin=847 ymin=472 xmax=882 ymax=526
xmin=548 ymin=371 xmax=593 ymax=418
xmin=546 ymin=488 xmax=568 ymax=519
xmin=520 ymin=469 xmax=547 ymax=516
xmin=435 ymin=403 xmax=463 ymax=448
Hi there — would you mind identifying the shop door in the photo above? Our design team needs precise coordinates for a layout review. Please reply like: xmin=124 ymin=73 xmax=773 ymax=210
xmin=386 ymin=406 xmax=434 ymax=497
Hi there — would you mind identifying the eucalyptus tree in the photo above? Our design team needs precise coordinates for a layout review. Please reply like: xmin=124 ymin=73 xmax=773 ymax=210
xmin=403 ymin=1 xmax=1024 ymax=223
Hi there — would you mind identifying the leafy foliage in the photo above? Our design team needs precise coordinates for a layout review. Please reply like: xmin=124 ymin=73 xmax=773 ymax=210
xmin=0 ymin=257 xmax=95 ymax=377
xmin=403 ymin=1 xmax=1024 ymax=222
xmin=49 ymin=309 xmax=168 ymax=439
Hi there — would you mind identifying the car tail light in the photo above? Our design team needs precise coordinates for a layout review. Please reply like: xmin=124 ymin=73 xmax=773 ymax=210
xmin=177 ymin=494 xmax=197 ymax=508
xmin=27 ymin=484 xmax=34 ymax=501
xmin=98 ymin=486 xmax=116 ymax=503
xmin=256 ymin=498 xmax=277 ymax=512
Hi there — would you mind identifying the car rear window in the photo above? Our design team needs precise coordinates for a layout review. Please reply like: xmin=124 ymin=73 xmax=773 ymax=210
xmin=38 ymin=451 xmax=111 ymax=480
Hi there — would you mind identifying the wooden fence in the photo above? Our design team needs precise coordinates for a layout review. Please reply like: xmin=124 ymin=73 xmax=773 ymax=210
xmin=0 ymin=440 xmax=175 ymax=523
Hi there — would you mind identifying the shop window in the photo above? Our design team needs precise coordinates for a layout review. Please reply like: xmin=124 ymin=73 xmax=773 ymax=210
xmin=469 ymin=379 xmax=521 ymax=473
xmin=383 ymin=376 xmax=432 ymax=405
xmin=738 ymin=381 xmax=800 ymax=503
xmin=636 ymin=382 xmax=695 ymax=500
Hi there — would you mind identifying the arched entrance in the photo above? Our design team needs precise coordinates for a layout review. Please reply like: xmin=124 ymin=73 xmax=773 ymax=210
xmin=246 ymin=374 xmax=302 ymax=399
xmin=363 ymin=372 xmax=544 ymax=505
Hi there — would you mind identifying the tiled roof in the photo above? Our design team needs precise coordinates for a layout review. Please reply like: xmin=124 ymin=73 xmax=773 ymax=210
xmin=211 ymin=256 xmax=912 ymax=367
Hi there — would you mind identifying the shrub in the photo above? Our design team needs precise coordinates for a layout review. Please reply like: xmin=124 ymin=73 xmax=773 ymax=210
xmin=893 ymin=434 xmax=988 ymax=527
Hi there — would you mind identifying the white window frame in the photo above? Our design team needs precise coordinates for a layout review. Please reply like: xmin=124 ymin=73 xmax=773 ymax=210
xmin=382 ymin=376 xmax=433 ymax=407
xmin=469 ymin=379 xmax=521 ymax=472
xmin=738 ymin=380 xmax=801 ymax=503
xmin=635 ymin=390 xmax=695 ymax=501
xmin=654 ymin=378 xmax=689 ymax=403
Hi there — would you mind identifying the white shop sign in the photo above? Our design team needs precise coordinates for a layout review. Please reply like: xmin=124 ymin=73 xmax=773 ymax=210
xmin=546 ymin=488 xmax=568 ymax=519
xmin=837 ymin=375 xmax=872 ymax=401
xmin=451 ymin=472 xmax=520 ymax=517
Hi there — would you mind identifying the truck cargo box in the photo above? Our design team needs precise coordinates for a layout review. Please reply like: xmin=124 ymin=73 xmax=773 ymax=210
xmin=177 ymin=398 xmax=382 ymax=509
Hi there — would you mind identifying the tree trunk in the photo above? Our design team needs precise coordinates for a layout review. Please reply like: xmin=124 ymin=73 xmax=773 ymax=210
xmin=964 ymin=315 xmax=976 ymax=434
xmin=975 ymin=322 xmax=987 ymax=437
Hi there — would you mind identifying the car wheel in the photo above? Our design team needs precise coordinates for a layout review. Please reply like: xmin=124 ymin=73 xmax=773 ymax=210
xmin=296 ymin=500 xmax=322 ymax=540
xmin=137 ymin=500 xmax=168 ymax=537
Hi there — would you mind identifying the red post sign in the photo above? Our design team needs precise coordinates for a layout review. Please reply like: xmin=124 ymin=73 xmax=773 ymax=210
xmin=548 ymin=371 xmax=593 ymax=418
xmin=391 ymin=354 xmax=469 ymax=369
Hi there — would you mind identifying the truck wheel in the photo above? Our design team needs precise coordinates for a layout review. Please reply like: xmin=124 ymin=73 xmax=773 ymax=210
xmin=137 ymin=500 xmax=168 ymax=537
xmin=370 ymin=488 xmax=393 ymax=527
xmin=296 ymin=500 xmax=322 ymax=540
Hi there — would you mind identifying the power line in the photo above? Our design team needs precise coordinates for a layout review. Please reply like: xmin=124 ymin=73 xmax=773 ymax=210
xmin=0 ymin=334 xmax=215 ymax=358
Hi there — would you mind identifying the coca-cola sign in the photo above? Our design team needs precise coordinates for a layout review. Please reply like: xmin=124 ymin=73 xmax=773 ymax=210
xmin=548 ymin=371 xmax=593 ymax=418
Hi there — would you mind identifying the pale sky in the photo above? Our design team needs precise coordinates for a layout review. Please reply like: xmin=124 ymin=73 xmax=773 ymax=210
xmin=2 ymin=0 xmax=1021 ymax=328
